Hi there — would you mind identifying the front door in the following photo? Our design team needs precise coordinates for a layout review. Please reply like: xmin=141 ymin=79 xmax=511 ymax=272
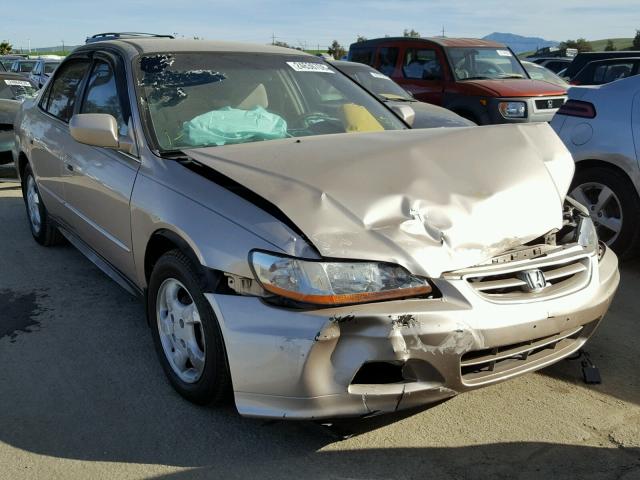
xmin=62 ymin=54 xmax=140 ymax=280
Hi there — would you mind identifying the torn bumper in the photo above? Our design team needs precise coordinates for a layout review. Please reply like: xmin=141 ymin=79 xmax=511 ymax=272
xmin=206 ymin=248 xmax=618 ymax=419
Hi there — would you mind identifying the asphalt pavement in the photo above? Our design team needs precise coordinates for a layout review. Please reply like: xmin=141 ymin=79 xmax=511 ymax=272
xmin=0 ymin=164 xmax=638 ymax=479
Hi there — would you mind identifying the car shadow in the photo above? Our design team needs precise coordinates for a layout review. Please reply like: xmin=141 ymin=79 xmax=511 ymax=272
xmin=540 ymin=259 xmax=640 ymax=407
xmin=142 ymin=444 xmax=639 ymax=480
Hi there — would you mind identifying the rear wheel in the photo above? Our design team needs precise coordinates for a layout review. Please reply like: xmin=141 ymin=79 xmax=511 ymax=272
xmin=21 ymin=165 xmax=63 ymax=246
xmin=570 ymin=166 xmax=640 ymax=259
xmin=148 ymin=250 xmax=231 ymax=405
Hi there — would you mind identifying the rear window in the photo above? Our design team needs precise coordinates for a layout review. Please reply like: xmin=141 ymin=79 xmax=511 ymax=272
xmin=17 ymin=61 xmax=36 ymax=73
xmin=349 ymin=47 xmax=375 ymax=66
xmin=0 ymin=78 xmax=37 ymax=100
xmin=593 ymin=62 xmax=634 ymax=84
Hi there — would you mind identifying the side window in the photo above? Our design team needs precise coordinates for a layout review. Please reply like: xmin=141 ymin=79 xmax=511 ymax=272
xmin=350 ymin=48 xmax=375 ymax=66
xmin=80 ymin=60 xmax=127 ymax=134
xmin=44 ymin=60 xmax=90 ymax=122
xmin=377 ymin=47 xmax=399 ymax=76
xmin=403 ymin=49 xmax=442 ymax=80
xmin=593 ymin=62 xmax=634 ymax=84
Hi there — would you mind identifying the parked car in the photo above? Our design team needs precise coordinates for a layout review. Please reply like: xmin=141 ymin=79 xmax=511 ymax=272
xmin=551 ymin=75 xmax=640 ymax=258
xmin=0 ymin=62 xmax=5 ymax=72
xmin=331 ymin=60 xmax=475 ymax=128
xmin=10 ymin=59 xmax=38 ymax=77
xmin=29 ymin=59 xmax=61 ymax=88
xmin=521 ymin=61 xmax=569 ymax=88
xmin=563 ymin=51 xmax=640 ymax=80
xmin=0 ymin=73 xmax=38 ymax=162
xmin=348 ymin=37 xmax=567 ymax=125
xmin=569 ymin=57 xmax=640 ymax=86
xmin=0 ymin=55 xmax=27 ymax=70
xmin=529 ymin=57 xmax=573 ymax=74
xmin=14 ymin=35 xmax=618 ymax=420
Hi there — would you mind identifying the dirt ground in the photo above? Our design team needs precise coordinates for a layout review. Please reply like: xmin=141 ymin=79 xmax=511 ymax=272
xmin=1 ymin=164 xmax=638 ymax=479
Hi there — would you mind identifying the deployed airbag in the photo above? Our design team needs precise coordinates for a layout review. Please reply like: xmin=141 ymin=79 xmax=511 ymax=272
xmin=182 ymin=106 xmax=288 ymax=146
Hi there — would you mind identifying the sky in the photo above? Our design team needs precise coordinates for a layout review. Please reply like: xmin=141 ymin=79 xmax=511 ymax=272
xmin=2 ymin=0 xmax=639 ymax=50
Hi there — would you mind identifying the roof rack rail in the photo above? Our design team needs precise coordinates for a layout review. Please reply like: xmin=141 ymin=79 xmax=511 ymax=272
xmin=85 ymin=32 xmax=175 ymax=44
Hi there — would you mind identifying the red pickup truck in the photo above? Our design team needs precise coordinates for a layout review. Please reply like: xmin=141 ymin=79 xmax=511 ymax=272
xmin=348 ymin=37 xmax=567 ymax=125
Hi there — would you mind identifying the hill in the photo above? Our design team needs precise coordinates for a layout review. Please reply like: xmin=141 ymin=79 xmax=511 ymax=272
xmin=482 ymin=32 xmax=558 ymax=53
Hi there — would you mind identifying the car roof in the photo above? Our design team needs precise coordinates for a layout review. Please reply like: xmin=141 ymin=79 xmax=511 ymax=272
xmin=351 ymin=37 xmax=504 ymax=48
xmin=584 ymin=57 xmax=640 ymax=64
xmin=76 ymin=38 xmax=310 ymax=57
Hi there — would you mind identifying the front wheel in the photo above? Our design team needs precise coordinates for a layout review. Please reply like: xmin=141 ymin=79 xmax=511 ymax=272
xmin=148 ymin=250 xmax=231 ymax=405
xmin=570 ymin=166 xmax=640 ymax=259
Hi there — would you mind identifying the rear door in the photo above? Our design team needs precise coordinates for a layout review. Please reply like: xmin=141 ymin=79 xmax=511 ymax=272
xmin=62 ymin=52 xmax=140 ymax=280
xmin=28 ymin=58 xmax=91 ymax=220
xmin=394 ymin=44 xmax=445 ymax=105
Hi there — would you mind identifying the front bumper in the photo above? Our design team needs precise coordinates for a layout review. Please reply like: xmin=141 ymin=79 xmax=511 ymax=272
xmin=206 ymin=247 xmax=618 ymax=419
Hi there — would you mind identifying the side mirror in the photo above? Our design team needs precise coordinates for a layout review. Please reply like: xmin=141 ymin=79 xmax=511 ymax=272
xmin=390 ymin=104 xmax=415 ymax=126
xmin=69 ymin=113 xmax=135 ymax=153
xmin=70 ymin=113 xmax=119 ymax=148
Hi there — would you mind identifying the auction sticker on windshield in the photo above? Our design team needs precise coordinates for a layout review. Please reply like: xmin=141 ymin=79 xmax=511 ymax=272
xmin=496 ymin=50 xmax=513 ymax=57
xmin=5 ymin=79 xmax=32 ymax=86
xmin=286 ymin=62 xmax=335 ymax=73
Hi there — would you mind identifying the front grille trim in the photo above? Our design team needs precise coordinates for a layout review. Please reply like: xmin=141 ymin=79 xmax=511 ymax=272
xmin=463 ymin=256 xmax=592 ymax=303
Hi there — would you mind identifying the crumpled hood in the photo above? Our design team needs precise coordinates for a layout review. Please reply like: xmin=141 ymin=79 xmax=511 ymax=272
xmin=184 ymin=123 xmax=574 ymax=278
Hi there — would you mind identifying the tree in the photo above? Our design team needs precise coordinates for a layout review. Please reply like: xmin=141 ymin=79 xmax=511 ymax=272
xmin=560 ymin=38 xmax=592 ymax=53
xmin=356 ymin=35 xmax=367 ymax=43
xmin=633 ymin=30 xmax=640 ymax=50
xmin=605 ymin=39 xmax=615 ymax=51
xmin=327 ymin=40 xmax=346 ymax=59
xmin=273 ymin=40 xmax=290 ymax=48
xmin=403 ymin=29 xmax=420 ymax=38
xmin=0 ymin=41 xmax=12 ymax=55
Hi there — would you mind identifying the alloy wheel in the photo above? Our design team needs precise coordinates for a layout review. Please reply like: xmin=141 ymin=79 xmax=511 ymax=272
xmin=156 ymin=278 xmax=206 ymax=383
xmin=570 ymin=182 xmax=623 ymax=245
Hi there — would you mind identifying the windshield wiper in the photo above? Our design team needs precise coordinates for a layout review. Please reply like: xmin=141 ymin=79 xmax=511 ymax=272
xmin=497 ymin=74 xmax=525 ymax=79
xmin=460 ymin=76 xmax=492 ymax=81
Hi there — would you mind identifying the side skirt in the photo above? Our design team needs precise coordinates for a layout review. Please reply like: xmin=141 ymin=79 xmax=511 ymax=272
xmin=56 ymin=223 xmax=143 ymax=298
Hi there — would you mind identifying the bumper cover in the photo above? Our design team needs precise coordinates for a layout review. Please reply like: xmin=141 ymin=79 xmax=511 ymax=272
xmin=207 ymin=247 xmax=618 ymax=419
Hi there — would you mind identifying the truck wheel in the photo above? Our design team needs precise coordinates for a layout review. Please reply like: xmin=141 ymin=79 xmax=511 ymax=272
xmin=21 ymin=165 xmax=63 ymax=246
xmin=570 ymin=166 xmax=640 ymax=259
xmin=148 ymin=249 xmax=231 ymax=405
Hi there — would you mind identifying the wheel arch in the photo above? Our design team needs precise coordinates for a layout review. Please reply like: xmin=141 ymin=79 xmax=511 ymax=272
xmin=573 ymin=158 xmax=640 ymax=199
xmin=17 ymin=151 xmax=30 ymax=183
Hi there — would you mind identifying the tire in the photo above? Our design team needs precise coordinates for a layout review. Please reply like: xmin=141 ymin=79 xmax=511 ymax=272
xmin=570 ymin=166 xmax=640 ymax=259
xmin=21 ymin=165 xmax=63 ymax=246
xmin=148 ymin=249 xmax=231 ymax=405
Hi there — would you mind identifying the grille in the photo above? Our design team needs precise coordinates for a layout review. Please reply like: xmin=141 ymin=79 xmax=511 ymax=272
xmin=461 ymin=325 xmax=584 ymax=385
xmin=466 ymin=257 xmax=590 ymax=302
xmin=535 ymin=98 xmax=566 ymax=110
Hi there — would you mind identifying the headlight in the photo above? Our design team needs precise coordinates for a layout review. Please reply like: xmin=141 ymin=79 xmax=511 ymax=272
xmin=498 ymin=101 xmax=526 ymax=118
xmin=250 ymin=251 xmax=432 ymax=306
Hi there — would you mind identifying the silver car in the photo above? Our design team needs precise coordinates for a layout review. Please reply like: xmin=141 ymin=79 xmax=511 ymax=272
xmin=13 ymin=36 xmax=619 ymax=420
xmin=551 ymin=75 xmax=640 ymax=259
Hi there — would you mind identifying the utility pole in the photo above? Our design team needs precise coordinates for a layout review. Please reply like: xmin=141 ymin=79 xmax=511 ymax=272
xmin=441 ymin=26 xmax=445 ymax=37
xmin=27 ymin=38 xmax=31 ymax=54
xmin=61 ymin=39 xmax=65 ymax=54
xmin=272 ymin=33 xmax=276 ymax=45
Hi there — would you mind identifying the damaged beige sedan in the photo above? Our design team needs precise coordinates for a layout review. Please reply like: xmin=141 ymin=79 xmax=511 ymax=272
xmin=13 ymin=35 xmax=619 ymax=419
